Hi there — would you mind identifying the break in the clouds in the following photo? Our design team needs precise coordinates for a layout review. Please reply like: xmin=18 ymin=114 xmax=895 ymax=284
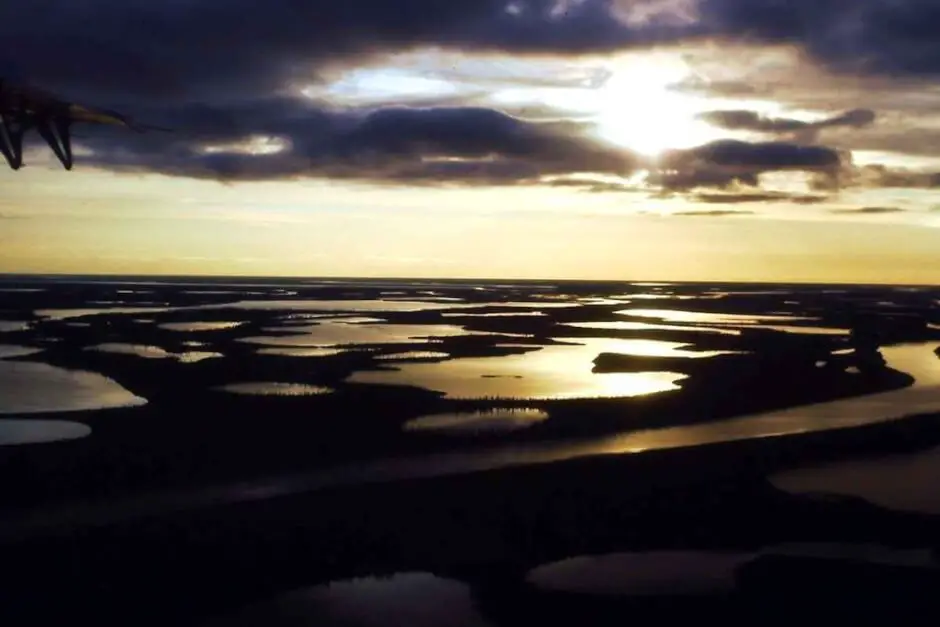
xmin=3 ymin=0 xmax=940 ymax=200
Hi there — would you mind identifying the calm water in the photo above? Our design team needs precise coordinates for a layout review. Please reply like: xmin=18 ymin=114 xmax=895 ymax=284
xmin=404 ymin=408 xmax=549 ymax=435
xmin=159 ymin=321 xmax=245 ymax=332
xmin=375 ymin=351 xmax=451 ymax=361
xmin=256 ymin=347 xmax=347 ymax=358
xmin=87 ymin=343 xmax=223 ymax=363
xmin=526 ymin=551 xmax=751 ymax=596
xmin=0 ymin=420 xmax=92 ymax=446
xmin=565 ymin=321 xmax=741 ymax=335
xmin=0 ymin=321 xmax=30 ymax=332
xmin=0 ymin=361 xmax=146 ymax=414
xmin=348 ymin=337 xmax=726 ymax=400
xmin=216 ymin=383 xmax=334 ymax=396
xmin=160 ymin=342 xmax=939 ymax=506
xmin=772 ymin=445 xmax=940 ymax=515
xmin=618 ymin=309 xmax=814 ymax=325
xmin=204 ymin=573 xmax=490 ymax=627
xmin=240 ymin=323 xmax=477 ymax=348
xmin=0 ymin=345 xmax=43 ymax=359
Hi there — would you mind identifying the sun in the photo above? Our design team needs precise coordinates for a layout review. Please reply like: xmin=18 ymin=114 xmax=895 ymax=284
xmin=552 ymin=52 xmax=726 ymax=158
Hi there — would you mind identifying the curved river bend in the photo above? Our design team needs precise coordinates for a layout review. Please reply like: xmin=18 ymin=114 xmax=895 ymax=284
xmin=2 ymin=343 xmax=938 ymax=538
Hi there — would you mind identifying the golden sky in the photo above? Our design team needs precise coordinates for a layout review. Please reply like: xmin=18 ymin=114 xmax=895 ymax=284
xmin=3 ymin=30 xmax=939 ymax=283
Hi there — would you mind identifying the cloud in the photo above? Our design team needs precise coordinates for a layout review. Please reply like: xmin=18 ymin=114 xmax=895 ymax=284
xmin=829 ymin=206 xmax=906 ymax=214
xmin=4 ymin=0 xmax=940 ymax=105
xmin=3 ymin=0 xmax=938 ymax=186
xmin=691 ymin=192 xmax=829 ymax=204
xmin=654 ymin=140 xmax=845 ymax=191
xmin=79 ymin=101 xmax=637 ymax=184
xmin=846 ymin=164 xmax=940 ymax=189
xmin=672 ymin=209 xmax=755 ymax=216
xmin=698 ymin=108 xmax=876 ymax=141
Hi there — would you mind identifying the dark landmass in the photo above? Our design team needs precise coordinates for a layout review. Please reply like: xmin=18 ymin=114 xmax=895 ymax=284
xmin=0 ymin=277 xmax=938 ymax=625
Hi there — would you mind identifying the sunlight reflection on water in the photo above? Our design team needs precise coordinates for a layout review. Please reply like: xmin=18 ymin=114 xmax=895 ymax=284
xmin=0 ymin=361 xmax=146 ymax=414
xmin=348 ymin=337 xmax=694 ymax=399
xmin=404 ymin=408 xmax=549 ymax=434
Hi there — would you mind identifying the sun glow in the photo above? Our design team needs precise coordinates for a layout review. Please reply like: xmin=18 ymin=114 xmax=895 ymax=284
xmin=583 ymin=53 xmax=725 ymax=157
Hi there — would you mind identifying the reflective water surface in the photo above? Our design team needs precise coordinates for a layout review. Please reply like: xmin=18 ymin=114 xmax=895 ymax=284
xmin=216 ymin=383 xmax=334 ymax=396
xmin=0 ymin=420 xmax=92 ymax=446
xmin=0 ymin=361 xmax=146 ymax=414
xmin=240 ymin=323 xmax=476 ymax=348
xmin=256 ymin=347 xmax=347 ymax=358
xmin=404 ymin=408 xmax=549 ymax=434
xmin=526 ymin=551 xmax=752 ymax=596
xmin=348 ymin=337 xmax=727 ymax=400
xmin=87 ymin=344 xmax=222 ymax=362
xmin=203 ymin=573 xmax=490 ymax=627
xmin=159 ymin=321 xmax=245 ymax=332
xmin=565 ymin=321 xmax=741 ymax=335
xmin=375 ymin=351 xmax=450 ymax=361
xmin=618 ymin=309 xmax=814 ymax=325
xmin=0 ymin=321 xmax=30 ymax=333
xmin=0 ymin=345 xmax=43 ymax=359
xmin=772 ymin=446 xmax=940 ymax=515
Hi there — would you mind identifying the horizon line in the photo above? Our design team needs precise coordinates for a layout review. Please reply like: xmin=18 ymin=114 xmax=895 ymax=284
xmin=0 ymin=271 xmax=934 ymax=289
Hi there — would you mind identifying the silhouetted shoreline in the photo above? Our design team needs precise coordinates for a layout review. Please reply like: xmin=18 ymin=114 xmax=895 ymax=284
xmin=0 ymin=277 xmax=938 ymax=625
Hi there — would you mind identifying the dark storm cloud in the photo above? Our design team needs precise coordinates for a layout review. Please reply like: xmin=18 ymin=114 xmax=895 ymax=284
xmin=0 ymin=0 xmax=682 ymax=101
xmin=697 ymin=0 xmax=940 ymax=78
xmin=698 ymin=109 xmax=876 ymax=139
xmin=4 ymin=0 xmax=940 ymax=103
xmin=653 ymin=140 xmax=845 ymax=191
xmin=3 ymin=0 xmax=937 ymax=184
xmin=80 ymin=101 xmax=636 ymax=184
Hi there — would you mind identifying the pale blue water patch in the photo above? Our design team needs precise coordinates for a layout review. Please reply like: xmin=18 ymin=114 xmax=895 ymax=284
xmin=0 ymin=361 xmax=146 ymax=414
xmin=348 ymin=338 xmax=694 ymax=400
xmin=404 ymin=408 xmax=549 ymax=435
xmin=0 ymin=420 xmax=91 ymax=446
xmin=0 ymin=345 xmax=43 ymax=359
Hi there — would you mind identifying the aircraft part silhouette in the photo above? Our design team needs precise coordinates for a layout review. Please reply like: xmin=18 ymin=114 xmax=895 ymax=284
xmin=0 ymin=78 xmax=167 ymax=171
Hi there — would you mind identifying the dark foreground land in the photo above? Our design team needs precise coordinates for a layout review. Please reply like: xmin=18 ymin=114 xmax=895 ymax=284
xmin=0 ymin=276 xmax=938 ymax=625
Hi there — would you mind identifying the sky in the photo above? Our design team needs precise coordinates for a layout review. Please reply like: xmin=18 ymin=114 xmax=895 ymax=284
xmin=1 ymin=0 xmax=939 ymax=283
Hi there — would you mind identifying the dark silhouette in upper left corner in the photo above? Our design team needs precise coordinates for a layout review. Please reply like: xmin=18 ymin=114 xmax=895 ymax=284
xmin=0 ymin=78 xmax=169 ymax=171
